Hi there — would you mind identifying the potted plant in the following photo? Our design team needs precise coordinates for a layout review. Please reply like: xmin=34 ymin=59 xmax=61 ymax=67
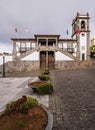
xmin=28 ymin=81 xmax=53 ymax=94
xmin=28 ymin=81 xmax=46 ymax=92
xmin=41 ymin=68 xmax=50 ymax=75
xmin=38 ymin=74 xmax=50 ymax=81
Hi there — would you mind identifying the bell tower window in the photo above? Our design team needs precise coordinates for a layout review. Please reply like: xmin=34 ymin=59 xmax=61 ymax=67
xmin=81 ymin=20 xmax=85 ymax=31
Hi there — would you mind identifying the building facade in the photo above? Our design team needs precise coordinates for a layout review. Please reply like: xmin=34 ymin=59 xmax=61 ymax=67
xmin=11 ymin=13 xmax=90 ymax=70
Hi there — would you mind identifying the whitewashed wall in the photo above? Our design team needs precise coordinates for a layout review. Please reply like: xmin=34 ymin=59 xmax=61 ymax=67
xmin=21 ymin=51 xmax=39 ymax=61
xmin=55 ymin=51 xmax=74 ymax=61
xmin=80 ymin=33 xmax=87 ymax=60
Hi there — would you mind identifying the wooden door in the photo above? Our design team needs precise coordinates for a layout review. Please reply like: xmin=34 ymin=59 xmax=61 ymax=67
xmin=40 ymin=51 xmax=46 ymax=69
xmin=48 ymin=51 xmax=54 ymax=69
xmin=82 ymin=53 xmax=85 ymax=60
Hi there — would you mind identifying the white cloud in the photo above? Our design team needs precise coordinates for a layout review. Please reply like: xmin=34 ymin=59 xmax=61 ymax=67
xmin=0 ymin=0 xmax=95 ymax=43
xmin=0 ymin=42 xmax=12 ymax=53
xmin=0 ymin=0 xmax=95 ymax=64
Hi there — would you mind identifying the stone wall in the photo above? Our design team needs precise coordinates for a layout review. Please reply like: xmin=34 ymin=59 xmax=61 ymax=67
xmin=55 ymin=60 xmax=95 ymax=70
xmin=0 ymin=61 xmax=39 ymax=72
xmin=0 ymin=60 xmax=95 ymax=72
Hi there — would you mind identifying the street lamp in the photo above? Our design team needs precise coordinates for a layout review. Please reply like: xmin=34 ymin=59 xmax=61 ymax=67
xmin=2 ymin=52 xmax=9 ymax=77
xmin=2 ymin=53 xmax=6 ymax=77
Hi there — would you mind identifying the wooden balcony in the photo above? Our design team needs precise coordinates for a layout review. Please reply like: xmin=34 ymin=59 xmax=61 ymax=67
xmin=58 ymin=48 xmax=75 ymax=53
xmin=19 ymin=47 xmax=33 ymax=53
xmin=38 ymin=46 xmax=57 ymax=51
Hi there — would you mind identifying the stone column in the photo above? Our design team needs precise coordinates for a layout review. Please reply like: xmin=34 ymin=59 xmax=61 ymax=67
xmin=46 ymin=38 xmax=48 ymax=47
xmin=30 ymin=42 xmax=32 ymax=49
xmin=86 ymin=32 xmax=90 ymax=60
xmin=36 ymin=38 xmax=39 ymax=50
xmin=56 ymin=38 xmax=57 ymax=47
xmin=62 ymin=42 xmax=63 ymax=50
xmin=86 ymin=17 xmax=90 ymax=60
xmin=25 ymin=42 xmax=27 ymax=51
xmin=76 ymin=19 xmax=80 ymax=60
xmin=46 ymin=51 xmax=48 ymax=68
xmin=12 ymin=40 xmax=17 ymax=61
xmin=54 ymin=51 xmax=55 ymax=69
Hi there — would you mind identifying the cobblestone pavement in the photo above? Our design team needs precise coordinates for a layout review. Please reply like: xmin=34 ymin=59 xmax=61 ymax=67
xmin=49 ymin=68 xmax=95 ymax=130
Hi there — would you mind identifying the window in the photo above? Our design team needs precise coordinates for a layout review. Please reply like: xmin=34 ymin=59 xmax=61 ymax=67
xmin=81 ymin=20 xmax=85 ymax=30
xmin=81 ymin=33 xmax=85 ymax=36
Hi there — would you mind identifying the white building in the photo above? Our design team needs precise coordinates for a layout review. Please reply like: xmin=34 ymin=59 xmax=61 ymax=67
xmin=11 ymin=12 xmax=90 ymax=70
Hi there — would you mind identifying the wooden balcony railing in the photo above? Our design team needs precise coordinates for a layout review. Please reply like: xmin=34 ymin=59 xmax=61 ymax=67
xmin=19 ymin=47 xmax=34 ymax=52
xmin=38 ymin=46 xmax=57 ymax=51
xmin=58 ymin=48 xmax=75 ymax=53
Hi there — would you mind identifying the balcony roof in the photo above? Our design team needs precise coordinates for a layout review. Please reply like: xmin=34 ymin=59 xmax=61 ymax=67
xmin=34 ymin=34 xmax=60 ymax=39
xmin=11 ymin=38 xmax=35 ymax=41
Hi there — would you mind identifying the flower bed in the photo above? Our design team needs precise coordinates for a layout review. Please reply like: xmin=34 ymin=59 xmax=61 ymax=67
xmin=28 ymin=81 xmax=53 ymax=94
xmin=38 ymin=74 xmax=50 ymax=81
xmin=28 ymin=68 xmax=53 ymax=94
xmin=41 ymin=68 xmax=50 ymax=75
xmin=0 ymin=96 xmax=48 ymax=130
xmin=28 ymin=81 xmax=46 ymax=92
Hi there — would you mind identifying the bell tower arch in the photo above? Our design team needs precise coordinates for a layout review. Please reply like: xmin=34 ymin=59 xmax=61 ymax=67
xmin=72 ymin=12 xmax=90 ymax=60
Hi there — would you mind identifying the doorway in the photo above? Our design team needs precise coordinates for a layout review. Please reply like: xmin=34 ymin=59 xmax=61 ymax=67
xmin=40 ymin=51 xmax=54 ymax=69
xmin=40 ymin=51 xmax=46 ymax=69
xmin=48 ymin=51 xmax=54 ymax=69
xmin=82 ymin=53 xmax=85 ymax=60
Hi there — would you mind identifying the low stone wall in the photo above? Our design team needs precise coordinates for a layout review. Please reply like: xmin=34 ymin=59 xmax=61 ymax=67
xmin=0 ymin=60 xmax=95 ymax=72
xmin=0 ymin=61 xmax=39 ymax=72
xmin=55 ymin=60 xmax=95 ymax=70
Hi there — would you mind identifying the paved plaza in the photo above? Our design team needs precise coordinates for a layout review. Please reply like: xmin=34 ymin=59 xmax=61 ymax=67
xmin=49 ymin=67 xmax=95 ymax=130
xmin=0 ymin=76 xmax=49 ymax=115
xmin=0 ymin=67 xmax=95 ymax=130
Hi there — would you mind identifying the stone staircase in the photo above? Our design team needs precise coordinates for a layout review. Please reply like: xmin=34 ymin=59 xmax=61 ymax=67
xmin=57 ymin=47 xmax=79 ymax=61
xmin=17 ymin=48 xmax=36 ymax=60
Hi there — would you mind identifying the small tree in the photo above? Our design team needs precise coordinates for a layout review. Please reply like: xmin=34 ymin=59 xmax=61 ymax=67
xmin=90 ymin=45 xmax=95 ymax=52
xmin=90 ymin=45 xmax=95 ymax=57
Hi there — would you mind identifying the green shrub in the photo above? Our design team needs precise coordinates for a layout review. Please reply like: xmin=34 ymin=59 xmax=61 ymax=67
xmin=5 ymin=96 xmax=38 ymax=114
xmin=26 ymin=97 xmax=38 ymax=108
xmin=38 ymin=74 xmax=50 ymax=81
xmin=22 ymin=101 xmax=28 ymax=109
xmin=36 ymin=82 xmax=53 ymax=94
xmin=5 ymin=101 xmax=16 ymax=113
xmin=22 ymin=101 xmax=29 ymax=113
xmin=41 ymin=68 xmax=50 ymax=75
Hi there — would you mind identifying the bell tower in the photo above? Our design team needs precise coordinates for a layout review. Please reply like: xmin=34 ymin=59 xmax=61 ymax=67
xmin=72 ymin=12 xmax=90 ymax=60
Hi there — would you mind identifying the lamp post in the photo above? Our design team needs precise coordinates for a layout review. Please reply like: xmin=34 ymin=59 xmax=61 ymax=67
xmin=2 ymin=53 xmax=5 ymax=77
xmin=2 ymin=52 xmax=9 ymax=77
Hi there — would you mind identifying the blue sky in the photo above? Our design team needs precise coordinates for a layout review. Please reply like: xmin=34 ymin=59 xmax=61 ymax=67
xmin=0 ymin=0 xmax=95 ymax=64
